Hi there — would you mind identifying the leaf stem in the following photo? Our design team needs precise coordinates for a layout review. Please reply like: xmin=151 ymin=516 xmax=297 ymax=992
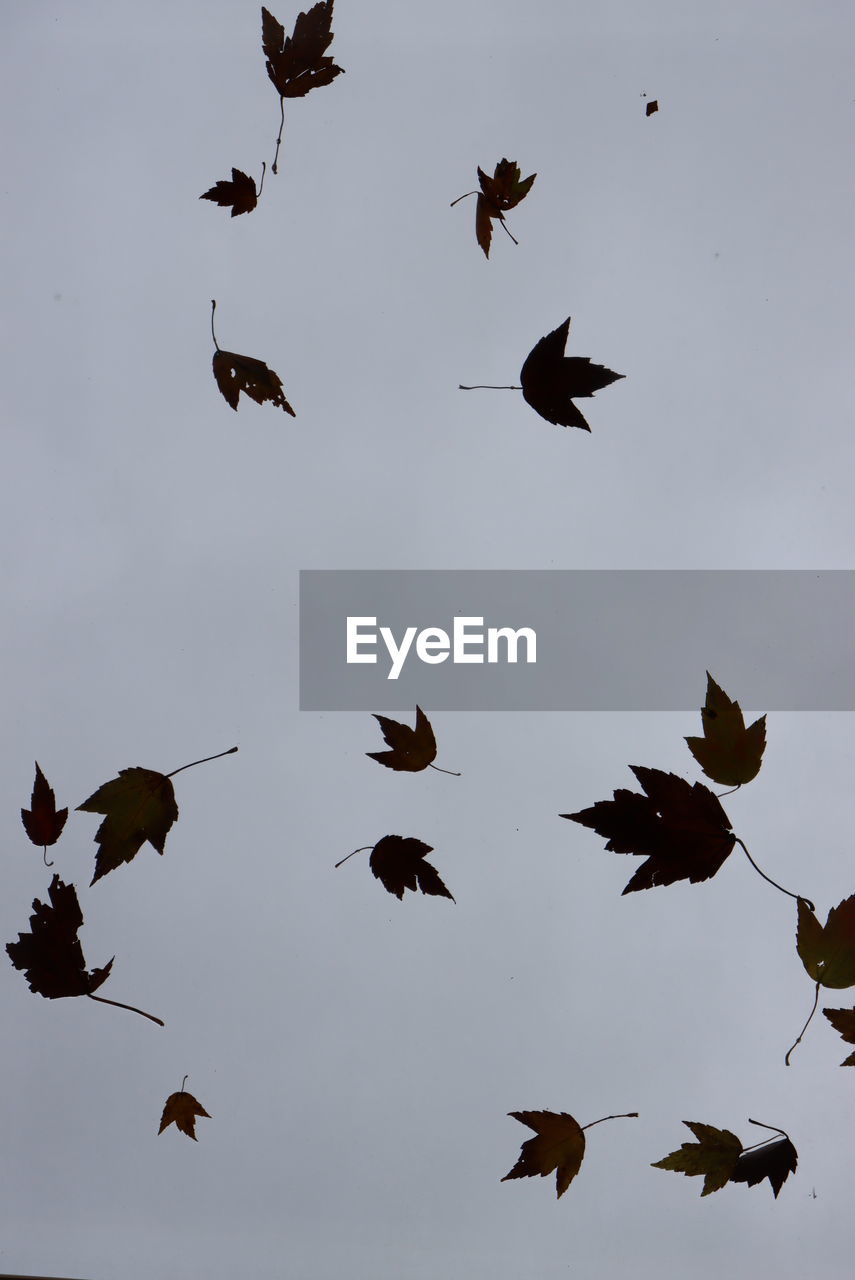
xmin=581 ymin=1112 xmax=639 ymax=1131
xmin=256 ymin=161 xmax=267 ymax=199
xmin=458 ymin=384 xmax=522 ymax=391
xmin=272 ymin=96 xmax=285 ymax=174
xmin=42 ymin=847 xmax=54 ymax=868
xmin=428 ymin=763 xmax=462 ymax=776
xmin=87 ymin=993 xmax=164 ymax=1027
xmin=499 ymin=219 xmax=519 ymax=246
xmin=210 ymin=299 xmax=221 ymax=352
xmin=181 ymin=1074 xmax=189 ymax=1092
xmin=449 ymin=190 xmax=477 ymax=207
xmin=734 ymin=839 xmax=813 ymax=911
xmin=741 ymin=1119 xmax=790 ymax=1152
xmin=167 ymin=746 xmax=238 ymax=779
xmin=335 ymin=845 xmax=372 ymax=869
xmin=784 ymin=981 xmax=820 ymax=1065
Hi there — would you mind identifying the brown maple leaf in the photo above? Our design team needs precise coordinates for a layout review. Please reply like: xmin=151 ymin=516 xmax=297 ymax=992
xmin=520 ymin=317 xmax=624 ymax=430
xmin=451 ymin=158 xmax=536 ymax=258
xmin=200 ymin=167 xmax=260 ymax=217
xmin=367 ymin=705 xmax=437 ymax=771
xmin=796 ymin=895 xmax=855 ymax=989
xmin=369 ymin=835 xmax=454 ymax=902
xmin=730 ymin=1136 xmax=797 ymax=1198
xmin=158 ymin=1087 xmax=211 ymax=1141
xmin=21 ymin=762 xmax=67 ymax=863
xmin=822 ymin=1006 xmax=855 ymax=1065
xmin=563 ymin=765 xmax=736 ymax=894
xmin=653 ymin=1120 xmax=796 ymax=1199
xmin=502 ymin=1111 xmax=586 ymax=1198
xmin=685 ymin=672 xmax=766 ymax=786
xmin=78 ymin=767 xmax=179 ymax=885
xmin=210 ymin=300 xmax=295 ymax=415
xmin=6 ymin=875 xmax=162 ymax=1025
xmin=262 ymin=3 xmax=344 ymax=172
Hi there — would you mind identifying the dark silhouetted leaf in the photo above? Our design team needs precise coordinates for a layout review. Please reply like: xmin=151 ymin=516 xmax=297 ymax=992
xmin=369 ymin=835 xmax=454 ymax=902
xmin=158 ymin=1089 xmax=211 ymax=1141
xmin=21 ymin=762 xmax=67 ymax=850
xmin=200 ymin=168 xmax=258 ymax=217
xmin=730 ymin=1137 xmax=797 ymax=1197
xmin=520 ymin=317 xmax=623 ymax=430
xmin=367 ymin=705 xmax=437 ymax=772
xmin=6 ymin=875 xmax=113 ymax=999
xmin=563 ymin=766 xmax=736 ymax=894
xmin=652 ymin=1121 xmax=743 ymax=1196
xmin=262 ymin=2 xmax=344 ymax=99
xmin=646 ymin=99 xmax=658 ymax=116
xmin=212 ymin=348 xmax=295 ymax=415
xmin=502 ymin=1111 xmax=586 ymax=1198
xmin=685 ymin=672 xmax=766 ymax=786
xmin=796 ymin=895 xmax=855 ymax=988
xmin=471 ymin=158 xmax=535 ymax=257
xmin=78 ymin=767 xmax=179 ymax=885
xmin=823 ymin=1006 xmax=855 ymax=1065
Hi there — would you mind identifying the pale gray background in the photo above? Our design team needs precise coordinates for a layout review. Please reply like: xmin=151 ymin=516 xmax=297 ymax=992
xmin=1 ymin=1 xmax=854 ymax=1277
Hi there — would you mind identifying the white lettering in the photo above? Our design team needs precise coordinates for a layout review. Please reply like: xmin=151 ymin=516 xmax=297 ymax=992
xmin=347 ymin=617 xmax=378 ymax=663
xmin=380 ymin=625 xmax=417 ymax=681
xmin=416 ymin=628 xmax=450 ymax=664
xmin=487 ymin=626 xmax=537 ymax=664
xmin=454 ymin=617 xmax=485 ymax=663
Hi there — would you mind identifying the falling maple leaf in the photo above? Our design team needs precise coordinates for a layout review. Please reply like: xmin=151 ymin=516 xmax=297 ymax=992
xmin=158 ymin=1088 xmax=211 ymax=1140
xmin=261 ymin=3 xmax=344 ymax=172
xmin=21 ymin=762 xmax=67 ymax=862
xmin=210 ymin=300 xmax=295 ymax=414
xmin=796 ymin=895 xmax=855 ymax=989
xmin=6 ymin=875 xmax=162 ymax=1025
xmin=78 ymin=767 xmax=178 ymax=885
xmin=370 ymin=835 xmax=454 ymax=902
xmin=502 ymin=1111 xmax=586 ymax=1198
xmin=78 ymin=746 xmax=237 ymax=884
xmin=520 ymin=317 xmax=623 ymax=430
xmin=563 ymin=765 xmax=736 ymax=894
xmin=451 ymin=158 xmax=536 ymax=258
xmin=653 ymin=1120 xmax=796 ymax=1198
xmin=200 ymin=167 xmax=260 ymax=217
xmin=822 ymin=1006 xmax=855 ymax=1065
xmin=367 ymin=705 xmax=436 ymax=771
xmin=685 ymin=672 xmax=766 ymax=786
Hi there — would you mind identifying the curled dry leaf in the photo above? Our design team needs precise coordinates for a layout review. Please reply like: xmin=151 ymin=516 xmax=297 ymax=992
xmin=212 ymin=348 xmax=296 ymax=415
xmin=472 ymin=158 xmax=536 ymax=258
xmin=200 ymin=168 xmax=259 ymax=217
xmin=520 ymin=317 xmax=623 ymax=430
xmin=21 ymin=762 xmax=67 ymax=850
xmin=563 ymin=765 xmax=736 ymax=894
xmin=158 ymin=1089 xmax=211 ymax=1141
xmin=6 ymin=875 xmax=113 ymax=999
xmin=685 ymin=672 xmax=766 ymax=786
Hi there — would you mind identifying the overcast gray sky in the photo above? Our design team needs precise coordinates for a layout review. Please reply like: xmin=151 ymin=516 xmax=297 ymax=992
xmin=2 ymin=2 xmax=854 ymax=1277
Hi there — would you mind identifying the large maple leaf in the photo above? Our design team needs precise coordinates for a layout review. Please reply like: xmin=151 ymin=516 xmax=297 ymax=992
xmin=367 ymin=705 xmax=436 ymax=771
xmin=262 ymin=2 xmax=344 ymax=98
xmin=369 ymin=835 xmax=454 ymax=902
xmin=520 ymin=317 xmax=623 ymax=430
xmin=21 ymin=762 xmax=67 ymax=862
xmin=159 ymin=1087 xmax=211 ymax=1141
xmin=501 ymin=1111 xmax=586 ymax=1198
xmin=653 ymin=1120 xmax=797 ymax=1198
xmin=6 ymin=875 xmax=163 ymax=1025
xmin=563 ymin=766 xmax=736 ymax=894
xmin=685 ymin=672 xmax=766 ymax=786
xmin=78 ymin=767 xmax=179 ymax=885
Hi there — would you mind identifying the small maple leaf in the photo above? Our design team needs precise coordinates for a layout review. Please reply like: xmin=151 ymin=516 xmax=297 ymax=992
xmin=6 ymin=875 xmax=113 ymax=999
xmin=796 ymin=895 xmax=855 ymax=989
xmin=367 ymin=705 xmax=438 ymax=772
xmin=685 ymin=672 xmax=766 ymax=786
xmin=502 ymin=1111 xmax=586 ymax=1198
xmin=823 ymin=1007 xmax=855 ymax=1065
xmin=520 ymin=317 xmax=624 ymax=430
xmin=563 ymin=766 xmax=736 ymax=894
xmin=158 ymin=1088 xmax=211 ymax=1141
xmin=200 ymin=168 xmax=259 ymax=217
xmin=21 ymin=762 xmax=67 ymax=860
xmin=652 ymin=1121 xmax=743 ymax=1196
xmin=369 ymin=835 xmax=454 ymax=902
xmin=450 ymin=158 xmax=535 ymax=258
xmin=262 ymin=2 xmax=344 ymax=98
xmin=78 ymin=767 xmax=178 ymax=885
xmin=730 ymin=1136 xmax=798 ymax=1198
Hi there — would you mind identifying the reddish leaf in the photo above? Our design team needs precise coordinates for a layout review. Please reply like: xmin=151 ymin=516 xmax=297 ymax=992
xmin=212 ymin=348 xmax=295 ymax=415
xmin=472 ymin=158 xmax=536 ymax=258
xmin=796 ymin=896 xmax=855 ymax=989
xmin=78 ymin=767 xmax=179 ymax=884
xmin=730 ymin=1137 xmax=797 ymax=1198
xmin=6 ymin=875 xmax=113 ymax=999
xmin=501 ymin=1111 xmax=586 ymax=1198
xmin=520 ymin=317 xmax=623 ymax=430
xmin=685 ymin=672 xmax=766 ymax=786
xmin=200 ymin=168 xmax=258 ymax=217
xmin=563 ymin=765 xmax=736 ymax=894
xmin=369 ymin=835 xmax=454 ymax=902
xmin=158 ymin=1089 xmax=211 ymax=1141
xmin=823 ymin=1006 xmax=855 ymax=1065
xmin=262 ymin=2 xmax=344 ymax=99
xmin=367 ymin=705 xmax=437 ymax=772
xmin=21 ymin=762 xmax=67 ymax=849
